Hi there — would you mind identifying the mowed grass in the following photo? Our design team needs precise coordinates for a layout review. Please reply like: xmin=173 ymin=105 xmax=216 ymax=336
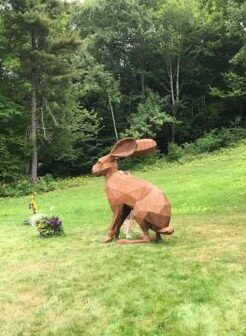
xmin=0 ymin=143 xmax=246 ymax=336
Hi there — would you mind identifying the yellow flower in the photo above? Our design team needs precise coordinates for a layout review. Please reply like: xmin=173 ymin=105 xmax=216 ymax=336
xmin=30 ymin=193 xmax=38 ymax=214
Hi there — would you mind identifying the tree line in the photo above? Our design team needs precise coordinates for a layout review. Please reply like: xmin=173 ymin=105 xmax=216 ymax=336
xmin=0 ymin=0 xmax=245 ymax=182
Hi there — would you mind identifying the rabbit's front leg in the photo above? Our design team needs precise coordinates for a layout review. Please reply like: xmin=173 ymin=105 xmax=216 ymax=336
xmin=103 ymin=205 xmax=124 ymax=243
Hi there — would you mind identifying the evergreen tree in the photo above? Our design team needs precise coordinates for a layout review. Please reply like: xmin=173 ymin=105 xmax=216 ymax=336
xmin=0 ymin=11 xmax=28 ymax=181
xmin=2 ymin=0 xmax=81 ymax=181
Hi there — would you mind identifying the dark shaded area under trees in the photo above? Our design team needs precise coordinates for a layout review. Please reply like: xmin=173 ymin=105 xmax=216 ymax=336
xmin=0 ymin=0 xmax=245 ymax=183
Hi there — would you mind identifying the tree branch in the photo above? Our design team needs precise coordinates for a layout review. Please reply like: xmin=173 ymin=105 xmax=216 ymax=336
xmin=44 ymin=98 xmax=59 ymax=126
xmin=40 ymin=107 xmax=48 ymax=140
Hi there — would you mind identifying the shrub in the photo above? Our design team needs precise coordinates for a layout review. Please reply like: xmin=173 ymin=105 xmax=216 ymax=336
xmin=0 ymin=174 xmax=58 ymax=197
xmin=166 ymin=143 xmax=184 ymax=162
xmin=183 ymin=128 xmax=246 ymax=156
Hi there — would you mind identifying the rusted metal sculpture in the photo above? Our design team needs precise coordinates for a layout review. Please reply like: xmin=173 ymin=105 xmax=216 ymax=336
xmin=92 ymin=138 xmax=174 ymax=243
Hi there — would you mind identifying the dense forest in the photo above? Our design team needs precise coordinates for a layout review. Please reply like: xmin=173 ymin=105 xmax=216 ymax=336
xmin=0 ymin=0 xmax=245 ymax=183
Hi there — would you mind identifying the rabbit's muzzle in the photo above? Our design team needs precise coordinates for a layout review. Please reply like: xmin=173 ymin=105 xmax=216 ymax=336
xmin=92 ymin=163 xmax=101 ymax=176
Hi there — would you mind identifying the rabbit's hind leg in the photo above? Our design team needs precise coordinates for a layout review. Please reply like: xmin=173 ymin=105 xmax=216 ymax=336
xmin=148 ymin=223 xmax=162 ymax=241
xmin=155 ymin=232 xmax=162 ymax=241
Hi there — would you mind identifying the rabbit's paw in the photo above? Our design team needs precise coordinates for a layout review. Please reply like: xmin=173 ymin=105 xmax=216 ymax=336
xmin=103 ymin=236 xmax=113 ymax=243
xmin=118 ymin=238 xmax=150 ymax=244
xmin=118 ymin=239 xmax=131 ymax=244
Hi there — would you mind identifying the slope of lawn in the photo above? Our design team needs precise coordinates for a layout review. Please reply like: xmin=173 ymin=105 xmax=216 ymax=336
xmin=0 ymin=142 xmax=246 ymax=336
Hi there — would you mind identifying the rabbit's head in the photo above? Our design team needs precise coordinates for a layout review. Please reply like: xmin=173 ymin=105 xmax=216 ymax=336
xmin=92 ymin=138 xmax=156 ymax=177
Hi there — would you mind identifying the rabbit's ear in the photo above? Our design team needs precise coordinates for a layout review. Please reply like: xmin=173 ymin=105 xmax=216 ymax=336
xmin=110 ymin=138 xmax=137 ymax=158
xmin=131 ymin=139 xmax=157 ymax=156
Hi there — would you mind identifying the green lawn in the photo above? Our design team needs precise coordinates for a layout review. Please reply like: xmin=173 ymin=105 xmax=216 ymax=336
xmin=0 ymin=143 xmax=246 ymax=336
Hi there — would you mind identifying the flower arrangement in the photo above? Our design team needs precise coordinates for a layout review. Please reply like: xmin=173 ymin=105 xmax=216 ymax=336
xmin=28 ymin=194 xmax=64 ymax=238
xmin=35 ymin=216 xmax=64 ymax=238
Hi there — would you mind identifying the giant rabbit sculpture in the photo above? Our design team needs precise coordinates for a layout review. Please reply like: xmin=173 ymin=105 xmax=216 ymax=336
xmin=92 ymin=138 xmax=174 ymax=243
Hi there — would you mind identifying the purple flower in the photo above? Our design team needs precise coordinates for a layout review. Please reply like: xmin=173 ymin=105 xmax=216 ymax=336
xmin=45 ymin=216 xmax=62 ymax=230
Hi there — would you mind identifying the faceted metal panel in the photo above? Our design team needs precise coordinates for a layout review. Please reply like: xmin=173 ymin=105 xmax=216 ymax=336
xmin=92 ymin=138 xmax=174 ymax=244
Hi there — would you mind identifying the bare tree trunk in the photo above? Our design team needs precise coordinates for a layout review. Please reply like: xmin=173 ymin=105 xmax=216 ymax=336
xmin=176 ymin=56 xmax=180 ymax=102
xmin=25 ymin=159 xmax=30 ymax=176
xmin=171 ymin=56 xmax=180 ymax=144
xmin=30 ymin=32 xmax=38 ymax=182
xmin=108 ymin=94 xmax=119 ymax=141
xmin=167 ymin=55 xmax=181 ymax=144
xmin=169 ymin=61 xmax=175 ymax=107
xmin=171 ymin=112 xmax=176 ymax=143
xmin=139 ymin=38 xmax=145 ymax=96
xmin=31 ymin=79 xmax=38 ymax=182
xmin=140 ymin=72 xmax=145 ymax=96
xmin=168 ymin=60 xmax=176 ymax=143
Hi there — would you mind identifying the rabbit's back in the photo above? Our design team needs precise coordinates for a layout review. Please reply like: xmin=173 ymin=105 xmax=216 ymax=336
xmin=106 ymin=171 xmax=164 ymax=208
